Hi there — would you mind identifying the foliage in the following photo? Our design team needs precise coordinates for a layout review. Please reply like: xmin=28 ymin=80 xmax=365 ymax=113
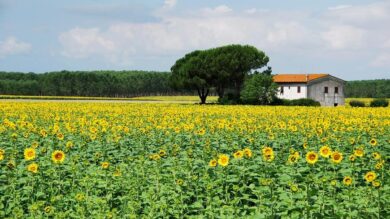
xmin=170 ymin=50 xmax=213 ymax=104
xmin=240 ymin=72 xmax=278 ymax=105
xmin=288 ymin=98 xmax=321 ymax=106
xmin=209 ymin=45 xmax=269 ymax=99
xmin=0 ymin=71 xmax=184 ymax=97
xmin=170 ymin=45 xmax=269 ymax=104
xmin=271 ymin=98 xmax=321 ymax=106
xmin=0 ymin=102 xmax=389 ymax=218
xmin=370 ymin=99 xmax=389 ymax=107
xmin=346 ymin=79 xmax=390 ymax=98
xmin=349 ymin=100 xmax=366 ymax=107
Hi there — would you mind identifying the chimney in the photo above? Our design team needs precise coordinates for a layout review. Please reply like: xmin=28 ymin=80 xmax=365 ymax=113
xmin=306 ymin=74 xmax=309 ymax=82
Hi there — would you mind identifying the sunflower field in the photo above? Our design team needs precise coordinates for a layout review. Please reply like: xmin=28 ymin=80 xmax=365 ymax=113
xmin=0 ymin=102 xmax=389 ymax=218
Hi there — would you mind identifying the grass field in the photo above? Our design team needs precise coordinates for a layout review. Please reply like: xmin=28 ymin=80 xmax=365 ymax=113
xmin=0 ymin=102 xmax=388 ymax=218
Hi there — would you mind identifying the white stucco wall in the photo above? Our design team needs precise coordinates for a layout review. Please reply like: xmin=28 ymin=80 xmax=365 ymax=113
xmin=276 ymin=83 xmax=307 ymax=99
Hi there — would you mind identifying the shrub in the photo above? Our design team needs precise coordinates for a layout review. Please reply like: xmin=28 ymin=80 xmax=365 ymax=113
xmin=349 ymin=100 xmax=366 ymax=107
xmin=370 ymin=98 xmax=389 ymax=107
xmin=240 ymin=73 xmax=278 ymax=105
xmin=289 ymin=98 xmax=321 ymax=106
xmin=218 ymin=93 xmax=240 ymax=105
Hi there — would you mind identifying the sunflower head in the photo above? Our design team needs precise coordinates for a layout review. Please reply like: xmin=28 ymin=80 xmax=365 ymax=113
xmin=24 ymin=148 xmax=36 ymax=161
xmin=343 ymin=176 xmax=353 ymax=186
xmin=101 ymin=162 xmax=109 ymax=169
xmin=218 ymin=154 xmax=229 ymax=167
xmin=306 ymin=151 xmax=318 ymax=165
xmin=354 ymin=148 xmax=364 ymax=157
xmin=27 ymin=163 xmax=38 ymax=173
xmin=372 ymin=152 xmax=381 ymax=160
xmin=209 ymin=159 xmax=217 ymax=167
xmin=364 ymin=171 xmax=377 ymax=183
xmin=319 ymin=146 xmax=332 ymax=158
xmin=331 ymin=151 xmax=343 ymax=164
xmin=51 ymin=150 xmax=65 ymax=164
xmin=243 ymin=148 xmax=252 ymax=158
xmin=233 ymin=150 xmax=244 ymax=159
xmin=369 ymin=138 xmax=377 ymax=146
xmin=372 ymin=180 xmax=381 ymax=188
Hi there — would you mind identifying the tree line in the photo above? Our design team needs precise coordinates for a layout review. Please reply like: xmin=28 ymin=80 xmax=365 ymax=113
xmin=345 ymin=79 xmax=390 ymax=98
xmin=0 ymin=70 xmax=388 ymax=99
xmin=0 ymin=70 xmax=193 ymax=97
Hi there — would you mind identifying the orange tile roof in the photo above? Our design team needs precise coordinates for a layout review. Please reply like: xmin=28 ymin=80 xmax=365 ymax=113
xmin=273 ymin=74 xmax=329 ymax=83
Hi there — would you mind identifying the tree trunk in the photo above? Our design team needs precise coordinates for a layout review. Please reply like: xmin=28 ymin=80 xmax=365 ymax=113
xmin=197 ymin=87 xmax=209 ymax=104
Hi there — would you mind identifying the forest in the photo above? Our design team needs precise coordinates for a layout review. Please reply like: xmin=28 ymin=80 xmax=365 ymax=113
xmin=0 ymin=71 xmax=389 ymax=98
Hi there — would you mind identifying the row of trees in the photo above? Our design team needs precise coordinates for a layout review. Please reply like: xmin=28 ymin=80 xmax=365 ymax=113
xmin=170 ymin=45 xmax=271 ymax=104
xmin=0 ymin=71 xmax=190 ymax=97
xmin=345 ymin=80 xmax=390 ymax=98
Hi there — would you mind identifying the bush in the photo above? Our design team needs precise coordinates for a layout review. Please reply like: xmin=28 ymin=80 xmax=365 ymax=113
xmin=218 ymin=93 xmax=240 ymax=105
xmin=270 ymin=98 xmax=320 ymax=106
xmin=240 ymin=73 xmax=278 ymax=105
xmin=349 ymin=100 xmax=366 ymax=107
xmin=370 ymin=98 xmax=389 ymax=107
xmin=289 ymin=98 xmax=321 ymax=106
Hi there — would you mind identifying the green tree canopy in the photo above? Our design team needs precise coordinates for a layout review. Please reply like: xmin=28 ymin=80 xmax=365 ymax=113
xmin=170 ymin=44 xmax=270 ymax=103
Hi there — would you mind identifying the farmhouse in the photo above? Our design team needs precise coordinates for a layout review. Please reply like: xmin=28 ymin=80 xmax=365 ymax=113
xmin=273 ymin=74 xmax=345 ymax=106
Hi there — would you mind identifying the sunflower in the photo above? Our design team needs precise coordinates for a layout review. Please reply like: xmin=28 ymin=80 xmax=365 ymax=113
xmin=354 ymin=148 xmax=364 ymax=157
xmin=101 ymin=162 xmax=109 ymax=169
xmin=113 ymin=168 xmax=122 ymax=177
xmin=290 ymin=184 xmax=298 ymax=192
xmin=372 ymin=181 xmax=381 ymax=188
xmin=243 ymin=148 xmax=252 ymax=158
xmin=349 ymin=155 xmax=356 ymax=162
xmin=27 ymin=163 xmax=38 ymax=173
xmin=369 ymin=138 xmax=377 ymax=146
xmin=176 ymin=179 xmax=184 ymax=186
xmin=24 ymin=148 xmax=36 ymax=161
xmin=375 ymin=162 xmax=383 ymax=170
xmin=218 ymin=154 xmax=229 ymax=167
xmin=66 ymin=141 xmax=74 ymax=149
xmin=306 ymin=151 xmax=318 ymax=165
xmin=343 ymin=176 xmax=353 ymax=186
xmin=262 ymin=147 xmax=273 ymax=156
xmin=372 ymin=152 xmax=381 ymax=160
xmin=159 ymin=149 xmax=166 ymax=157
xmin=331 ymin=151 xmax=343 ymax=164
xmin=51 ymin=150 xmax=65 ymax=163
xmin=56 ymin=133 xmax=64 ymax=141
xmin=151 ymin=154 xmax=160 ymax=161
xmin=233 ymin=150 xmax=244 ymax=159
xmin=209 ymin=159 xmax=217 ymax=167
xmin=364 ymin=171 xmax=377 ymax=183
xmin=330 ymin=180 xmax=337 ymax=186
xmin=0 ymin=153 xmax=4 ymax=161
xmin=31 ymin=141 xmax=39 ymax=148
xmin=319 ymin=146 xmax=332 ymax=158
xmin=262 ymin=147 xmax=275 ymax=162
xmin=288 ymin=154 xmax=299 ymax=164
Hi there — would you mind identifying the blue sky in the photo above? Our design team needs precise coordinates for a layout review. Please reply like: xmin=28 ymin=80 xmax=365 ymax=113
xmin=0 ymin=0 xmax=389 ymax=80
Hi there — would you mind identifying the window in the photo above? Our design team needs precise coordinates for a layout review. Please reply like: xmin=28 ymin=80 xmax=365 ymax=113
xmin=324 ymin=86 xmax=328 ymax=94
xmin=297 ymin=86 xmax=301 ymax=93
xmin=280 ymin=86 xmax=284 ymax=94
xmin=335 ymin=87 xmax=339 ymax=94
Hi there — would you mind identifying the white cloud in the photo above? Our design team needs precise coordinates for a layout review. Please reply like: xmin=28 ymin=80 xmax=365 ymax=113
xmin=59 ymin=1 xmax=390 ymax=70
xmin=321 ymin=25 xmax=366 ymax=50
xmin=0 ymin=37 xmax=31 ymax=58
xmin=203 ymin=5 xmax=233 ymax=15
xmin=163 ymin=0 xmax=177 ymax=9
xmin=328 ymin=5 xmax=352 ymax=11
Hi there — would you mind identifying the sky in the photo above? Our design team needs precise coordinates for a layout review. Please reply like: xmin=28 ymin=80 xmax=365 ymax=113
xmin=0 ymin=0 xmax=389 ymax=80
